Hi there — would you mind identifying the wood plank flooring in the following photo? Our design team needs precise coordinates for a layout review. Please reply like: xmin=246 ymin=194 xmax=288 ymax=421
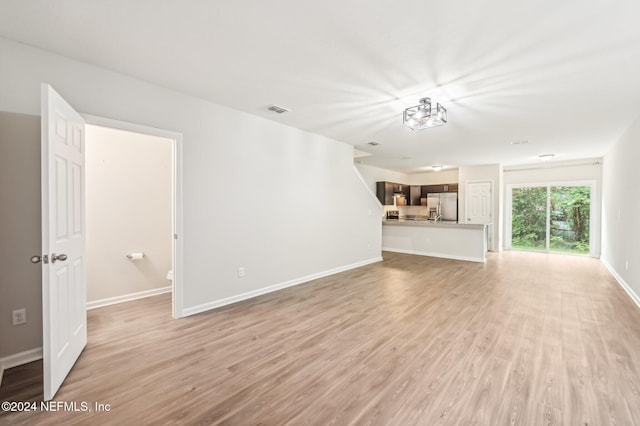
xmin=0 ymin=360 xmax=42 ymax=403
xmin=1 ymin=251 xmax=640 ymax=425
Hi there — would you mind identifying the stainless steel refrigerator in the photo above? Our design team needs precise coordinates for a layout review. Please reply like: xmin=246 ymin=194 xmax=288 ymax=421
xmin=426 ymin=192 xmax=458 ymax=221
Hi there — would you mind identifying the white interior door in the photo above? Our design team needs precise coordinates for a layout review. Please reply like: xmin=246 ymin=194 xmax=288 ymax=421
xmin=466 ymin=181 xmax=492 ymax=224
xmin=41 ymin=84 xmax=87 ymax=401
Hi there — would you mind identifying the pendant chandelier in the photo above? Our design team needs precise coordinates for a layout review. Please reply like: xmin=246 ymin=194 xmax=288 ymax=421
xmin=403 ymin=97 xmax=447 ymax=130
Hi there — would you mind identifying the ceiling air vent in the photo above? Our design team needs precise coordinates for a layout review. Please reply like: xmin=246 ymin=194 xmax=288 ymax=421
xmin=367 ymin=141 xmax=381 ymax=146
xmin=266 ymin=104 xmax=290 ymax=114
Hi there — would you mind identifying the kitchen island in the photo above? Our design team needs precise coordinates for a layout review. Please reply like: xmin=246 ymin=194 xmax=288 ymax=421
xmin=382 ymin=219 xmax=488 ymax=262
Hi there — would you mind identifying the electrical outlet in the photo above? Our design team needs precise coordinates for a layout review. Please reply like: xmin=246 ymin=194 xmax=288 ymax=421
xmin=238 ymin=267 xmax=245 ymax=278
xmin=12 ymin=308 xmax=26 ymax=326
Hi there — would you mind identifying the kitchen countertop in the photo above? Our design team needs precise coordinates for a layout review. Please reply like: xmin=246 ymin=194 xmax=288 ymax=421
xmin=382 ymin=218 xmax=488 ymax=262
xmin=382 ymin=218 xmax=486 ymax=229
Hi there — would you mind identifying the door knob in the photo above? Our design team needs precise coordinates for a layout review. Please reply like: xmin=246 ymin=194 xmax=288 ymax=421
xmin=31 ymin=255 xmax=49 ymax=264
xmin=51 ymin=253 xmax=67 ymax=263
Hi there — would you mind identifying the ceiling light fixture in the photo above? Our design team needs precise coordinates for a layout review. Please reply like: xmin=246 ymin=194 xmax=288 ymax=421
xmin=432 ymin=165 xmax=443 ymax=172
xmin=403 ymin=97 xmax=447 ymax=130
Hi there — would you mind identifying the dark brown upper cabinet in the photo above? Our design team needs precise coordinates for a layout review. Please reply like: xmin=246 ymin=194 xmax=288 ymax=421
xmin=420 ymin=183 xmax=458 ymax=197
xmin=376 ymin=181 xmax=411 ymax=205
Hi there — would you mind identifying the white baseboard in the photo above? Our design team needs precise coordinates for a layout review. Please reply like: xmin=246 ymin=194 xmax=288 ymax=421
xmin=601 ymin=258 xmax=640 ymax=309
xmin=0 ymin=347 xmax=43 ymax=386
xmin=87 ymin=286 xmax=172 ymax=310
xmin=382 ymin=247 xmax=486 ymax=263
xmin=182 ymin=256 xmax=383 ymax=317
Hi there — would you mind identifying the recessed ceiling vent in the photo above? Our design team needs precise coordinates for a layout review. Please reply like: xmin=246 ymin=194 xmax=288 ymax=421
xmin=367 ymin=141 xmax=381 ymax=146
xmin=266 ymin=104 xmax=290 ymax=114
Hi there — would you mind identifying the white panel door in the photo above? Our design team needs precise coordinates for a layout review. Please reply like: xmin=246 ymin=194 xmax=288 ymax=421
xmin=41 ymin=84 xmax=87 ymax=401
xmin=466 ymin=181 xmax=492 ymax=224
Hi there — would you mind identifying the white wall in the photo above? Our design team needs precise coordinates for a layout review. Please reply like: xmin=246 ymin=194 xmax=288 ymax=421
xmin=0 ymin=37 xmax=382 ymax=356
xmin=602 ymin=116 xmax=640 ymax=305
xmin=458 ymin=164 xmax=503 ymax=251
xmin=407 ymin=169 xmax=459 ymax=185
xmin=503 ymin=159 xmax=603 ymax=257
xmin=85 ymin=125 xmax=172 ymax=304
xmin=355 ymin=163 xmax=409 ymax=195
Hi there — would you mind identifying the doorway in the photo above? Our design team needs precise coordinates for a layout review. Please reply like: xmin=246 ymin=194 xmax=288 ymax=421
xmin=83 ymin=115 xmax=183 ymax=319
xmin=506 ymin=182 xmax=594 ymax=255
xmin=85 ymin=124 xmax=174 ymax=314
xmin=35 ymin=86 xmax=184 ymax=401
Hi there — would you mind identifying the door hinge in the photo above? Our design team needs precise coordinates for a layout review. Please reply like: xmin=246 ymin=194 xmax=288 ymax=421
xmin=174 ymin=233 xmax=178 ymax=240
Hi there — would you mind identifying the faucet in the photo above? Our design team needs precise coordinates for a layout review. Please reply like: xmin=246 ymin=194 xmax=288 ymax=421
xmin=433 ymin=201 xmax=442 ymax=222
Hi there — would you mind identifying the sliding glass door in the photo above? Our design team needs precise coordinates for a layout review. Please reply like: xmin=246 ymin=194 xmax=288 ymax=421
xmin=509 ymin=184 xmax=592 ymax=255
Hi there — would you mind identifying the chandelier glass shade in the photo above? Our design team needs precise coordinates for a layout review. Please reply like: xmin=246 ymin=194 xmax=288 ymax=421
xmin=403 ymin=97 xmax=447 ymax=130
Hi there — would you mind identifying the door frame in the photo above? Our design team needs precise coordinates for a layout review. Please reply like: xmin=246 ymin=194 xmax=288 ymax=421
xmin=82 ymin=114 xmax=184 ymax=319
xmin=505 ymin=180 xmax=596 ymax=256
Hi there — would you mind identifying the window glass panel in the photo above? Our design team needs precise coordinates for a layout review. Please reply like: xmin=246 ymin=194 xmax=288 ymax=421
xmin=511 ymin=187 xmax=547 ymax=251
xmin=549 ymin=186 xmax=590 ymax=254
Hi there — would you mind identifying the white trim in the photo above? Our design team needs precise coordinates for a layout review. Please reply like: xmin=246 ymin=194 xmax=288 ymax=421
xmin=82 ymin=114 xmax=184 ymax=319
xmin=382 ymin=247 xmax=486 ymax=263
xmin=503 ymin=158 xmax=602 ymax=172
xmin=0 ymin=347 xmax=43 ymax=371
xmin=0 ymin=347 xmax=44 ymax=387
xmin=81 ymin=114 xmax=182 ymax=140
xmin=87 ymin=286 xmax=172 ymax=310
xmin=181 ymin=257 xmax=383 ymax=317
xmin=172 ymin=133 xmax=185 ymax=319
xmin=504 ymin=186 xmax=513 ymax=250
xmin=602 ymin=258 xmax=640 ymax=310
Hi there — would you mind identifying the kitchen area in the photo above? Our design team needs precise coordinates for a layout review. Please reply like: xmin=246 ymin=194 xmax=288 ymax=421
xmin=377 ymin=180 xmax=488 ymax=262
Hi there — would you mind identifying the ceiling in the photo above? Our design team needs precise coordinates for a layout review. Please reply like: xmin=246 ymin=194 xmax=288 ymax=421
xmin=2 ymin=0 xmax=640 ymax=173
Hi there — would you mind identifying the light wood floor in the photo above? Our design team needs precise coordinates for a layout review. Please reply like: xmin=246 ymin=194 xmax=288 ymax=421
xmin=2 ymin=251 xmax=640 ymax=425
